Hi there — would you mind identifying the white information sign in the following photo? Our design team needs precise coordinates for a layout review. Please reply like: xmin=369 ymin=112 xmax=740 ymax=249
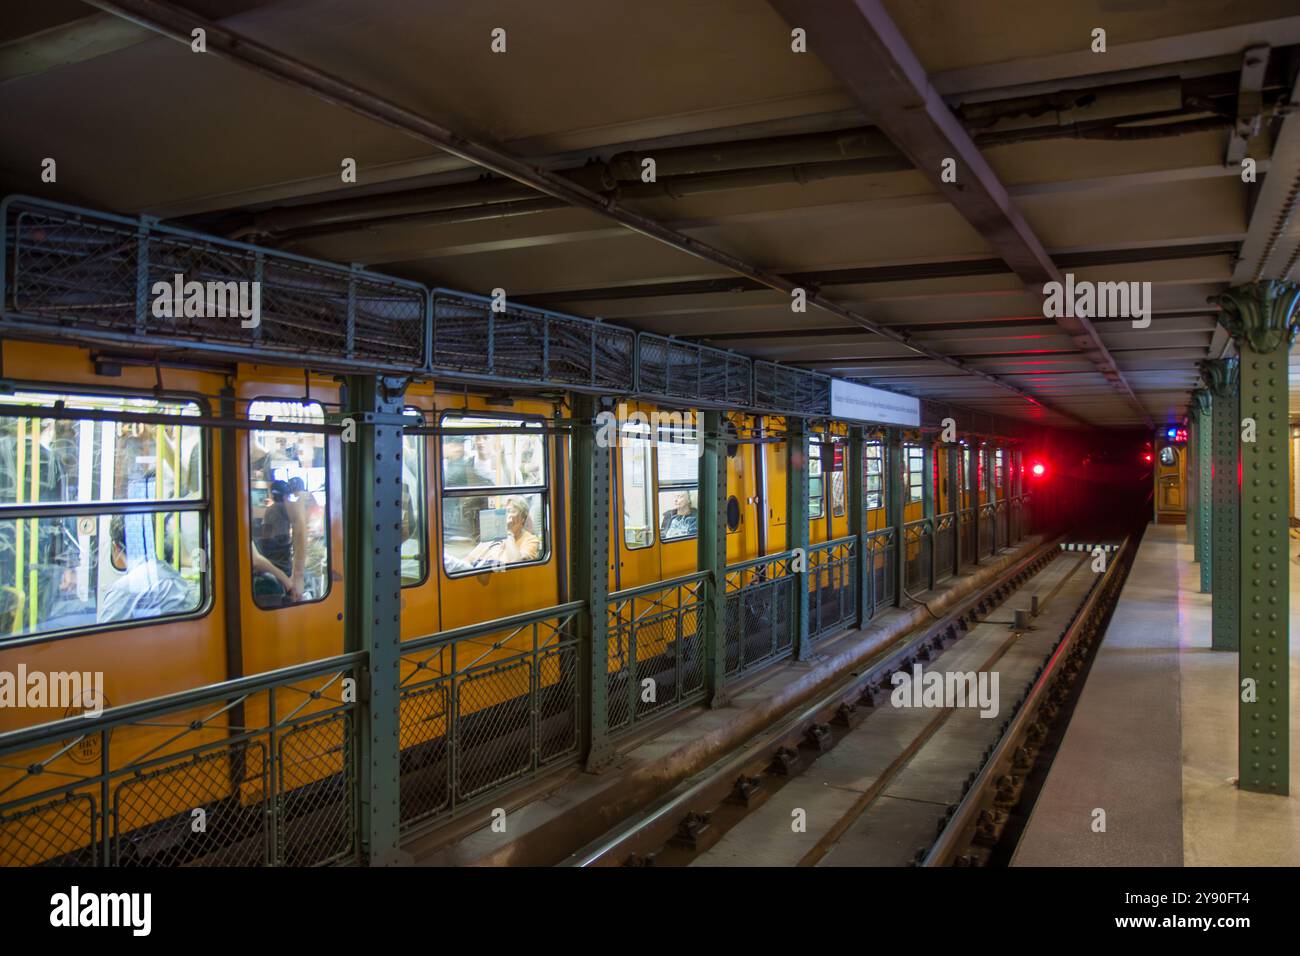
xmin=829 ymin=379 xmax=920 ymax=427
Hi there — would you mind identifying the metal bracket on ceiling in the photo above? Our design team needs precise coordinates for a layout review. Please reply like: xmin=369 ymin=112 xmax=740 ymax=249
xmin=1225 ymin=45 xmax=1270 ymax=168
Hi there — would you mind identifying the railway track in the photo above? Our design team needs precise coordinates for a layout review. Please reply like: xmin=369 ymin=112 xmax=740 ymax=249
xmin=563 ymin=536 xmax=1132 ymax=867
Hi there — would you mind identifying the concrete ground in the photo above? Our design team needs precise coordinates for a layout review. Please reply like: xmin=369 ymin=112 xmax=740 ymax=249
xmin=1012 ymin=523 xmax=1300 ymax=866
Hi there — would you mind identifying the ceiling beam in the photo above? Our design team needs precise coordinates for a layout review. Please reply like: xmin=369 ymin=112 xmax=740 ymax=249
xmin=86 ymin=0 xmax=1094 ymax=426
xmin=767 ymin=0 xmax=1153 ymax=428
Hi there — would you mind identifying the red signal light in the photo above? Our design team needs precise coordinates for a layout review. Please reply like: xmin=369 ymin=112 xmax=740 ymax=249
xmin=1142 ymin=452 xmax=1153 ymax=463
xmin=1030 ymin=462 xmax=1046 ymax=478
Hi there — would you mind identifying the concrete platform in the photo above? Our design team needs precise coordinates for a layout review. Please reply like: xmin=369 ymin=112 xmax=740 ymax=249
xmin=1013 ymin=523 xmax=1300 ymax=867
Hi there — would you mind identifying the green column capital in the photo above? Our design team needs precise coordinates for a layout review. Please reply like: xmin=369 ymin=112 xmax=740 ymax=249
xmin=1198 ymin=357 xmax=1239 ymax=398
xmin=1190 ymin=387 xmax=1212 ymax=418
xmin=1210 ymin=280 xmax=1300 ymax=354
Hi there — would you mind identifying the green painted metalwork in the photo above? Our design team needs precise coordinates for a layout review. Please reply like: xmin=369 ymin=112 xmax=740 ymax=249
xmin=1201 ymin=359 xmax=1240 ymax=651
xmin=699 ymin=411 xmax=729 ymax=706
xmin=1213 ymin=280 xmax=1299 ymax=796
xmin=343 ymin=375 xmax=408 ymax=865
xmin=1186 ymin=413 xmax=1197 ymax=555
xmin=1193 ymin=389 xmax=1213 ymax=593
xmin=788 ymin=417 xmax=812 ymax=659
xmin=889 ymin=429 xmax=906 ymax=606
xmin=925 ymin=440 xmax=939 ymax=586
xmin=572 ymin=395 xmax=613 ymax=770
xmin=947 ymin=442 xmax=961 ymax=576
xmin=849 ymin=425 xmax=868 ymax=627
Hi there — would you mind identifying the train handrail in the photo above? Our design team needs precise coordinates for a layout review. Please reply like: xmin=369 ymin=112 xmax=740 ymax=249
xmin=401 ymin=600 xmax=586 ymax=655
xmin=724 ymin=549 xmax=797 ymax=575
xmin=608 ymin=570 xmax=708 ymax=603
xmin=809 ymin=534 xmax=857 ymax=552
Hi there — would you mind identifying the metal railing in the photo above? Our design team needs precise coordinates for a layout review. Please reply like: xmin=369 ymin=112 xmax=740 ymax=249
xmin=934 ymin=512 xmax=956 ymax=583
xmin=605 ymin=573 xmax=708 ymax=734
xmin=808 ymin=536 xmax=857 ymax=642
xmin=978 ymin=502 xmax=996 ymax=558
xmin=866 ymin=527 xmax=897 ymax=618
xmin=995 ymin=499 xmax=1010 ymax=551
xmin=0 ymin=655 xmax=364 ymax=867
xmin=723 ymin=551 xmax=797 ymax=678
xmin=903 ymin=518 xmax=933 ymax=594
xmin=397 ymin=603 xmax=583 ymax=832
xmin=958 ymin=508 xmax=977 ymax=566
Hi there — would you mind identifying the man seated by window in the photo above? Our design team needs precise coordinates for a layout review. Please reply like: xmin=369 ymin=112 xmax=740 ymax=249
xmin=98 ymin=514 xmax=198 ymax=623
xmin=660 ymin=492 xmax=698 ymax=540
xmin=445 ymin=497 xmax=539 ymax=573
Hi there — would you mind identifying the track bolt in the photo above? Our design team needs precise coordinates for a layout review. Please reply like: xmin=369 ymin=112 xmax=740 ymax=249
xmin=804 ymin=722 xmax=832 ymax=752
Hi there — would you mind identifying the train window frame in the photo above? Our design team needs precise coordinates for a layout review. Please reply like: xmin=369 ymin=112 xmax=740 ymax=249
xmin=808 ymin=438 xmax=824 ymax=520
xmin=0 ymin=384 xmax=214 ymax=646
xmin=994 ymin=448 xmax=1005 ymax=499
xmin=400 ymin=407 xmax=429 ymax=589
xmin=247 ymin=397 xmax=333 ymax=611
xmin=828 ymin=438 xmax=846 ymax=518
xmin=655 ymin=422 xmax=700 ymax=544
xmin=864 ymin=441 xmax=884 ymax=510
xmin=620 ymin=419 xmax=655 ymax=551
xmin=905 ymin=444 xmax=925 ymax=504
xmin=438 ymin=409 xmax=551 ymax=577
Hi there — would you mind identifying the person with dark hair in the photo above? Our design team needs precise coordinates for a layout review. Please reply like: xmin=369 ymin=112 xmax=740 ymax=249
xmin=97 ymin=514 xmax=198 ymax=623
xmin=254 ymin=478 xmax=309 ymax=602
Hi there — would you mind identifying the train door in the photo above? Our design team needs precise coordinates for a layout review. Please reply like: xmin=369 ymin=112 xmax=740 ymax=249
xmin=864 ymin=435 xmax=887 ymax=531
xmin=611 ymin=403 xmax=660 ymax=591
xmin=724 ymin=415 xmax=759 ymax=565
xmin=765 ymin=417 xmax=788 ymax=553
xmin=1154 ymin=438 xmax=1186 ymax=521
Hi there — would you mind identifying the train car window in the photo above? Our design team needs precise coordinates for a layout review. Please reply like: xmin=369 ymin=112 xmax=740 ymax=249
xmin=0 ymin=391 xmax=207 ymax=639
xmin=248 ymin=400 xmax=330 ymax=609
xmin=865 ymin=441 xmax=883 ymax=509
xmin=401 ymin=408 xmax=427 ymax=586
xmin=829 ymin=440 xmax=846 ymax=517
xmin=905 ymin=445 xmax=925 ymax=503
xmin=808 ymin=440 xmax=824 ymax=520
xmin=440 ymin=413 xmax=548 ymax=575
xmin=657 ymin=426 xmax=699 ymax=542
xmin=621 ymin=421 xmax=654 ymax=549
xmin=994 ymin=449 xmax=1005 ymax=498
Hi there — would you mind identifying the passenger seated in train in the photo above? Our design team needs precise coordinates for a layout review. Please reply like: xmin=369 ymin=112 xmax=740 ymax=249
xmin=98 ymin=514 xmax=199 ymax=624
xmin=660 ymin=491 xmax=698 ymax=540
xmin=444 ymin=496 xmax=539 ymax=572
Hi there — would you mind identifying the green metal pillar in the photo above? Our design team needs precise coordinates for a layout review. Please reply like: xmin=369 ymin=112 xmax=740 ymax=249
xmin=888 ymin=429 xmax=906 ymax=605
xmin=1201 ymin=358 xmax=1240 ymax=651
xmin=1186 ymin=409 xmax=1198 ymax=555
xmin=1215 ymin=280 xmax=1298 ymax=795
xmin=1193 ymin=388 xmax=1213 ymax=593
xmin=788 ymin=416 xmax=812 ymax=660
xmin=924 ymin=439 xmax=937 ymax=590
xmin=947 ymin=441 xmax=961 ymax=573
xmin=849 ymin=425 xmax=867 ymax=627
xmin=699 ymin=410 xmax=729 ymax=706
xmin=342 ymin=374 xmax=408 ymax=866
xmin=572 ymin=395 xmax=613 ymax=770
xmin=968 ymin=442 xmax=981 ymax=563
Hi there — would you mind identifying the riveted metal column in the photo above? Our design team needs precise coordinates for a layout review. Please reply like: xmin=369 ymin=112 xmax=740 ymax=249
xmin=1186 ymin=408 xmax=1199 ymax=556
xmin=849 ymin=425 xmax=867 ymax=626
xmin=947 ymin=442 xmax=961 ymax=573
xmin=788 ymin=416 xmax=812 ymax=660
xmin=968 ymin=442 xmax=981 ymax=563
xmin=1193 ymin=389 xmax=1213 ymax=593
xmin=699 ymin=410 xmax=728 ymax=706
xmin=924 ymin=439 xmax=937 ymax=590
xmin=889 ymin=429 xmax=906 ymax=606
xmin=572 ymin=395 xmax=613 ymax=770
xmin=1201 ymin=359 xmax=1240 ymax=651
xmin=343 ymin=374 xmax=407 ymax=866
xmin=1215 ymin=281 xmax=1299 ymax=795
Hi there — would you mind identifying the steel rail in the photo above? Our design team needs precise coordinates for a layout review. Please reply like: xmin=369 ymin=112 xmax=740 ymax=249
xmin=922 ymin=535 xmax=1132 ymax=866
xmin=84 ymin=0 xmax=1086 ymax=426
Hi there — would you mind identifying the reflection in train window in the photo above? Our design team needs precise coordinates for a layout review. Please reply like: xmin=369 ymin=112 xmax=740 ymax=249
xmin=440 ymin=414 xmax=548 ymax=574
xmin=248 ymin=400 xmax=329 ymax=609
xmin=0 ymin=390 xmax=207 ymax=639
xmin=621 ymin=421 xmax=654 ymax=549
xmin=808 ymin=439 xmax=824 ymax=519
xmin=401 ymin=408 xmax=427 ymax=586
xmin=906 ymin=445 xmax=925 ymax=503
xmin=657 ymin=426 xmax=699 ymax=542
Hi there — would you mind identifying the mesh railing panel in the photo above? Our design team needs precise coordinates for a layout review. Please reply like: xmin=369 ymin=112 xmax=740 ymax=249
xmin=606 ymin=576 xmax=707 ymax=734
xmin=723 ymin=554 xmax=797 ymax=677
xmin=0 ymin=660 xmax=361 ymax=867
xmin=808 ymin=539 xmax=857 ymax=641
xmin=752 ymin=361 xmax=831 ymax=417
xmin=866 ymin=529 xmax=896 ymax=618
xmin=397 ymin=605 xmax=581 ymax=831
xmin=959 ymin=508 xmax=978 ymax=566
xmin=431 ymin=289 xmax=635 ymax=390
xmin=904 ymin=519 xmax=933 ymax=595
xmin=934 ymin=513 xmax=956 ymax=582
xmin=3 ymin=197 xmax=426 ymax=371
xmin=636 ymin=334 xmax=753 ymax=407
xmin=995 ymin=499 xmax=1010 ymax=550
xmin=979 ymin=504 xmax=996 ymax=557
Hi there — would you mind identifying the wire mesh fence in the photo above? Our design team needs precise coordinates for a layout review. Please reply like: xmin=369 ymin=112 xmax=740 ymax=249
xmin=995 ymin=499 xmax=1010 ymax=551
xmin=979 ymin=503 xmax=996 ymax=558
xmin=723 ymin=552 xmax=797 ymax=678
xmin=866 ymin=528 xmax=896 ymax=618
xmin=959 ymin=508 xmax=977 ymax=566
xmin=637 ymin=334 xmax=752 ymax=407
xmin=396 ymin=603 xmax=582 ymax=832
xmin=0 ymin=656 xmax=363 ymax=867
xmin=934 ymin=512 xmax=956 ymax=583
xmin=904 ymin=518 xmax=933 ymax=595
xmin=808 ymin=537 xmax=857 ymax=642
xmin=605 ymin=574 xmax=707 ymax=734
